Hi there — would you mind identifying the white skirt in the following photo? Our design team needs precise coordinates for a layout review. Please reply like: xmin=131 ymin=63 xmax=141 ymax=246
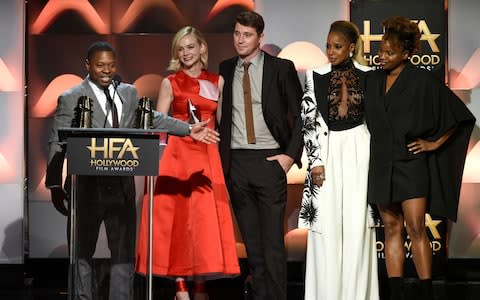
xmin=304 ymin=124 xmax=379 ymax=300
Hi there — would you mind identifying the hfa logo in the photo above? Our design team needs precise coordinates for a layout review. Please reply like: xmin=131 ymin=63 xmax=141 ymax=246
xmin=360 ymin=20 xmax=441 ymax=68
xmin=87 ymin=138 xmax=140 ymax=169
xmin=376 ymin=214 xmax=444 ymax=257
xmin=87 ymin=138 xmax=139 ymax=159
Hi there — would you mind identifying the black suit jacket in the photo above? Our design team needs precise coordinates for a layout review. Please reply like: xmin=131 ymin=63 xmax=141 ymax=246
xmin=218 ymin=51 xmax=303 ymax=176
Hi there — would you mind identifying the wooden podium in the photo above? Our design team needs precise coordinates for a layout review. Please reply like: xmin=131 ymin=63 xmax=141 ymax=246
xmin=60 ymin=127 xmax=166 ymax=300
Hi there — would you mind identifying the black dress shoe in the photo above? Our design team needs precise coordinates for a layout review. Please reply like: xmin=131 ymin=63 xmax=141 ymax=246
xmin=244 ymin=280 xmax=253 ymax=300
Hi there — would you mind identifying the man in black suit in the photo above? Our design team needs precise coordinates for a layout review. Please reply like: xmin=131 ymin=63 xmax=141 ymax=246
xmin=45 ymin=41 xmax=218 ymax=300
xmin=218 ymin=11 xmax=303 ymax=300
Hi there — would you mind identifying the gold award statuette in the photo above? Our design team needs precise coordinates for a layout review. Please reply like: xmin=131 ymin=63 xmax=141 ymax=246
xmin=136 ymin=96 xmax=154 ymax=129
xmin=77 ymin=95 xmax=93 ymax=128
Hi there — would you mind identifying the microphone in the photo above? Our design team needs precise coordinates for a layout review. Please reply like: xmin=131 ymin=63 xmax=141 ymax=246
xmin=103 ymin=74 xmax=122 ymax=128
xmin=112 ymin=74 xmax=123 ymax=104
xmin=102 ymin=90 xmax=112 ymax=128
xmin=112 ymin=74 xmax=121 ymax=89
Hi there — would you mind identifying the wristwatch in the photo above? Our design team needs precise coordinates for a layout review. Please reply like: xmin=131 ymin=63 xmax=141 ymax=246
xmin=188 ymin=124 xmax=193 ymax=135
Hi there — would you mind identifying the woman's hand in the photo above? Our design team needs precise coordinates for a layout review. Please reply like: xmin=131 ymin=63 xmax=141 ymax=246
xmin=408 ymin=128 xmax=456 ymax=154
xmin=407 ymin=138 xmax=438 ymax=154
xmin=311 ymin=166 xmax=325 ymax=187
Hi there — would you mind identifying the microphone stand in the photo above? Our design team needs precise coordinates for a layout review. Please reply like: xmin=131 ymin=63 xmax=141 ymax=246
xmin=137 ymin=97 xmax=155 ymax=300
xmin=102 ymin=102 xmax=112 ymax=128
xmin=112 ymin=76 xmax=124 ymax=104
xmin=103 ymin=78 xmax=120 ymax=128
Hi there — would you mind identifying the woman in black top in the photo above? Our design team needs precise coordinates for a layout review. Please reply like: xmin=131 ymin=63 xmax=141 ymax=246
xmin=365 ymin=16 xmax=475 ymax=300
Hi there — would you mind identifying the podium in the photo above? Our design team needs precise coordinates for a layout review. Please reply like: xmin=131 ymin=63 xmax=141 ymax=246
xmin=60 ymin=127 xmax=166 ymax=300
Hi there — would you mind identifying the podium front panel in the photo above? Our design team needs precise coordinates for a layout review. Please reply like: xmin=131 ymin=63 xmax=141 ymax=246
xmin=59 ymin=128 xmax=167 ymax=299
xmin=67 ymin=135 xmax=160 ymax=176
xmin=62 ymin=128 xmax=166 ymax=176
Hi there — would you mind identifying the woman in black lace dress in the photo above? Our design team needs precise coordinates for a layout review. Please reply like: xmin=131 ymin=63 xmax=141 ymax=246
xmin=298 ymin=21 xmax=379 ymax=300
xmin=365 ymin=16 xmax=475 ymax=300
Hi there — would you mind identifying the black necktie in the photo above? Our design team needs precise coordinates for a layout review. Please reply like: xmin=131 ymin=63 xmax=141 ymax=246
xmin=104 ymin=88 xmax=119 ymax=128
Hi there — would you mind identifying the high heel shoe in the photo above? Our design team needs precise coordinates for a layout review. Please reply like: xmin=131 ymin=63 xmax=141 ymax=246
xmin=193 ymin=281 xmax=209 ymax=300
xmin=175 ymin=279 xmax=190 ymax=300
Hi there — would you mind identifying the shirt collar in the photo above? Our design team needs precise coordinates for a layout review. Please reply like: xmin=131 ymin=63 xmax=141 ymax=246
xmin=87 ymin=75 xmax=113 ymax=94
xmin=237 ymin=51 xmax=264 ymax=68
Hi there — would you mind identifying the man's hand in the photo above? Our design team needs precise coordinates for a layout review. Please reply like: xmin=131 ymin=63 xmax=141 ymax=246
xmin=190 ymin=119 xmax=220 ymax=144
xmin=50 ymin=187 xmax=69 ymax=216
xmin=266 ymin=154 xmax=295 ymax=174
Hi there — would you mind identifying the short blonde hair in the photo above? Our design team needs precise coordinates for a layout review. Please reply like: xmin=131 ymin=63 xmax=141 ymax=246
xmin=168 ymin=26 xmax=208 ymax=71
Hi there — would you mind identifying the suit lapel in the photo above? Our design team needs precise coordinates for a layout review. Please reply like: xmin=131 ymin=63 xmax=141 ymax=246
xmin=378 ymin=73 xmax=388 ymax=110
xmin=261 ymin=52 xmax=274 ymax=109
xmin=117 ymin=86 xmax=132 ymax=128
xmin=312 ymin=71 xmax=330 ymax=121
xmin=384 ymin=64 xmax=411 ymax=111
xmin=80 ymin=79 xmax=109 ymax=128
xmin=222 ymin=58 xmax=237 ymax=120
xmin=371 ymin=71 xmax=393 ymax=130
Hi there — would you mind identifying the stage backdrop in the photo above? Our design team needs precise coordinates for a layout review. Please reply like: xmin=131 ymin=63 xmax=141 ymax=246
xmin=447 ymin=0 xmax=480 ymax=260
xmin=0 ymin=0 xmax=25 ymax=265
xmin=351 ymin=0 xmax=446 ymax=77
xmin=23 ymin=0 xmax=480 ymax=262
xmin=27 ymin=0 xmax=245 ymax=259
xmin=25 ymin=0 xmax=350 ymax=260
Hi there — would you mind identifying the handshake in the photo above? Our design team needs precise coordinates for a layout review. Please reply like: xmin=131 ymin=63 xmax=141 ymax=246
xmin=186 ymin=98 xmax=219 ymax=144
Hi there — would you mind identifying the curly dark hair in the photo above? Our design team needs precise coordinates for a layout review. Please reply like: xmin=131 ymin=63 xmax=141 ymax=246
xmin=382 ymin=16 xmax=421 ymax=56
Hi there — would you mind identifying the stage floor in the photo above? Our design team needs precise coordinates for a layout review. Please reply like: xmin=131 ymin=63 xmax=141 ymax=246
xmin=0 ymin=259 xmax=479 ymax=299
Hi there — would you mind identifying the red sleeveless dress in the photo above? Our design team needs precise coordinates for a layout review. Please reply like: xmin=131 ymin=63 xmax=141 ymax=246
xmin=135 ymin=70 xmax=239 ymax=278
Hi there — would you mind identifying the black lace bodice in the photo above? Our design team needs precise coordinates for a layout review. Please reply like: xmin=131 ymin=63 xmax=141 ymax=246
xmin=327 ymin=60 xmax=364 ymax=131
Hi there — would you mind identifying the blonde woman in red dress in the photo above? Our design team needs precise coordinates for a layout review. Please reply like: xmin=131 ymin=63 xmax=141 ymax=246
xmin=135 ymin=26 xmax=240 ymax=300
